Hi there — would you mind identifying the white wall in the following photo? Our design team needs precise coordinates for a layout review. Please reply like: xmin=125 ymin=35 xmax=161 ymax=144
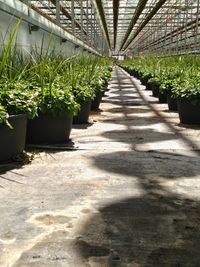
xmin=0 ymin=0 xmax=98 ymax=58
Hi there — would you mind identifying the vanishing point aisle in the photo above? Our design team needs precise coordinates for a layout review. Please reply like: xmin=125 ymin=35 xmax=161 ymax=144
xmin=1 ymin=67 xmax=200 ymax=266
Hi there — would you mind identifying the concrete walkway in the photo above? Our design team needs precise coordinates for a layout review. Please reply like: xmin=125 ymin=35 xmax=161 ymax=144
xmin=1 ymin=66 xmax=200 ymax=266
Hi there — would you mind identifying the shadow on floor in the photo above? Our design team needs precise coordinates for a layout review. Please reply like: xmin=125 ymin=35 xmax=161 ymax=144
xmin=0 ymin=158 xmax=29 ymax=187
xmin=0 ymin=150 xmax=33 ymax=175
xmin=72 ymin=122 xmax=94 ymax=130
xmin=74 ymin=148 xmax=200 ymax=266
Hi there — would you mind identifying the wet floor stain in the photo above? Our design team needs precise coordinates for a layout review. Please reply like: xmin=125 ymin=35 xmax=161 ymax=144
xmin=81 ymin=209 xmax=92 ymax=214
xmin=0 ymin=231 xmax=16 ymax=244
xmin=12 ymin=231 xmax=106 ymax=267
xmin=34 ymin=214 xmax=71 ymax=226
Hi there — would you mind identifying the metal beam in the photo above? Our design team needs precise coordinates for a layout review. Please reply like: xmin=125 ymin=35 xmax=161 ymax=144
xmin=119 ymin=0 xmax=148 ymax=51
xmin=50 ymin=0 xmax=87 ymax=35
xmin=94 ymin=0 xmax=110 ymax=48
xmin=145 ymin=17 xmax=200 ymax=49
xmin=113 ymin=0 xmax=120 ymax=50
xmin=80 ymin=0 xmax=84 ymax=40
xmin=122 ymin=0 xmax=168 ymax=53
xmin=56 ymin=0 xmax=60 ymax=25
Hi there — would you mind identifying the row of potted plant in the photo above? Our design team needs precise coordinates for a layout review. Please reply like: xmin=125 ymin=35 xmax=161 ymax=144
xmin=0 ymin=24 xmax=112 ymax=161
xmin=120 ymin=56 xmax=200 ymax=125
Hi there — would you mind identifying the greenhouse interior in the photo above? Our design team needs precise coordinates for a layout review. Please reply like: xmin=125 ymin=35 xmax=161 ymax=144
xmin=1 ymin=0 xmax=200 ymax=266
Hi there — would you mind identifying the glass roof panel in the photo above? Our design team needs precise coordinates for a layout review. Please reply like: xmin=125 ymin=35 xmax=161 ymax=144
xmin=21 ymin=0 xmax=200 ymax=55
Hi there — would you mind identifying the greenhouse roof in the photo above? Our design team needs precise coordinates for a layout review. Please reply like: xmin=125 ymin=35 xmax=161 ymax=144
xmin=21 ymin=0 xmax=200 ymax=55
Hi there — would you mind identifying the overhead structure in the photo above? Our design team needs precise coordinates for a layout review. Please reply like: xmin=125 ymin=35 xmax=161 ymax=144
xmin=19 ymin=0 xmax=200 ymax=56
xmin=23 ymin=0 xmax=108 ymax=54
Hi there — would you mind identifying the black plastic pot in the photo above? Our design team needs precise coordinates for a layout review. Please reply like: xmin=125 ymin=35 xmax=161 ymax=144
xmin=130 ymin=70 xmax=136 ymax=76
xmin=140 ymin=77 xmax=148 ymax=86
xmin=128 ymin=69 xmax=135 ymax=77
xmin=146 ymin=82 xmax=152 ymax=91
xmin=152 ymin=84 xmax=159 ymax=97
xmin=102 ymin=85 xmax=109 ymax=96
xmin=0 ymin=114 xmax=27 ymax=162
xmin=73 ymin=101 xmax=91 ymax=124
xmin=102 ymin=90 xmax=106 ymax=96
xmin=177 ymin=98 xmax=200 ymax=124
xmin=158 ymin=91 xmax=167 ymax=103
xmin=26 ymin=113 xmax=73 ymax=144
xmin=91 ymin=91 xmax=103 ymax=111
xmin=125 ymin=69 xmax=133 ymax=76
xmin=167 ymin=94 xmax=178 ymax=111
xmin=135 ymin=71 xmax=140 ymax=79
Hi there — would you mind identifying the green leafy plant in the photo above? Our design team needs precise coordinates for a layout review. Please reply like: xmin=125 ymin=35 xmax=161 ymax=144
xmin=0 ymin=104 xmax=9 ymax=126
xmin=38 ymin=82 xmax=80 ymax=116
xmin=71 ymin=84 xmax=95 ymax=104
xmin=0 ymin=81 xmax=38 ymax=118
xmin=172 ymin=74 xmax=200 ymax=103
xmin=0 ymin=20 xmax=39 ymax=124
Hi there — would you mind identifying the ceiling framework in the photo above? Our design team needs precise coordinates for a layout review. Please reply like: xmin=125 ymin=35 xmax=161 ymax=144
xmin=28 ymin=0 xmax=107 ymax=54
xmin=119 ymin=0 xmax=148 ymax=51
xmin=21 ymin=0 xmax=200 ymax=56
xmin=128 ymin=0 xmax=200 ymax=56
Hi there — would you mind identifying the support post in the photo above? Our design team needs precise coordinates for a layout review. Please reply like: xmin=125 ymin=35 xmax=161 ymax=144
xmin=184 ymin=0 xmax=189 ymax=52
xmin=71 ymin=0 xmax=75 ymax=35
xmin=176 ymin=6 xmax=181 ymax=54
xmin=86 ymin=0 xmax=89 ymax=43
xmin=80 ymin=0 xmax=84 ymax=41
xmin=56 ymin=0 xmax=60 ymax=26
xmin=195 ymin=0 xmax=200 ymax=51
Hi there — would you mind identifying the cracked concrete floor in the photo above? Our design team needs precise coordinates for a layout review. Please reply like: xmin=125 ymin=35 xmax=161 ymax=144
xmin=1 ymin=66 xmax=200 ymax=266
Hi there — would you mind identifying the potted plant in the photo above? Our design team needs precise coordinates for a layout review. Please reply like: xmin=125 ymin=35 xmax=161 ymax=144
xmin=63 ymin=57 xmax=96 ymax=124
xmin=148 ymin=77 xmax=160 ymax=98
xmin=72 ymin=84 xmax=94 ymax=124
xmin=173 ymin=76 xmax=200 ymax=124
xmin=90 ymin=78 xmax=104 ymax=111
xmin=90 ymin=61 xmax=112 ymax=111
xmin=24 ymin=50 xmax=80 ymax=144
xmin=0 ymin=81 xmax=37 ymax=161
xmin=26 ymin=81 xmax=79 ymax=144
xmin=140 ymin=72 xmax=152 ymax=87
xmin=101 ymin=67 xmax=112 ymax=95
xmin=159 ymin=79 xmax=178 ymax=111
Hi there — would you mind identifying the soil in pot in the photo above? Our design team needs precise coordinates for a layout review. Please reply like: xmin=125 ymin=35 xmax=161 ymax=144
xmin=91 ymin=92 xmax=103 ymax=111
xmin=167 ymin=94 xmax=178 ymax=111
xmin=73 ymin=101 xmax=91 ymax=124
xmin=0 ymin=114 xmax=27 ymax=162
xmin=26 ymin=113 xmax=73 ymax=144
xmin=177 ymin=99 xmax=200 ymax=124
